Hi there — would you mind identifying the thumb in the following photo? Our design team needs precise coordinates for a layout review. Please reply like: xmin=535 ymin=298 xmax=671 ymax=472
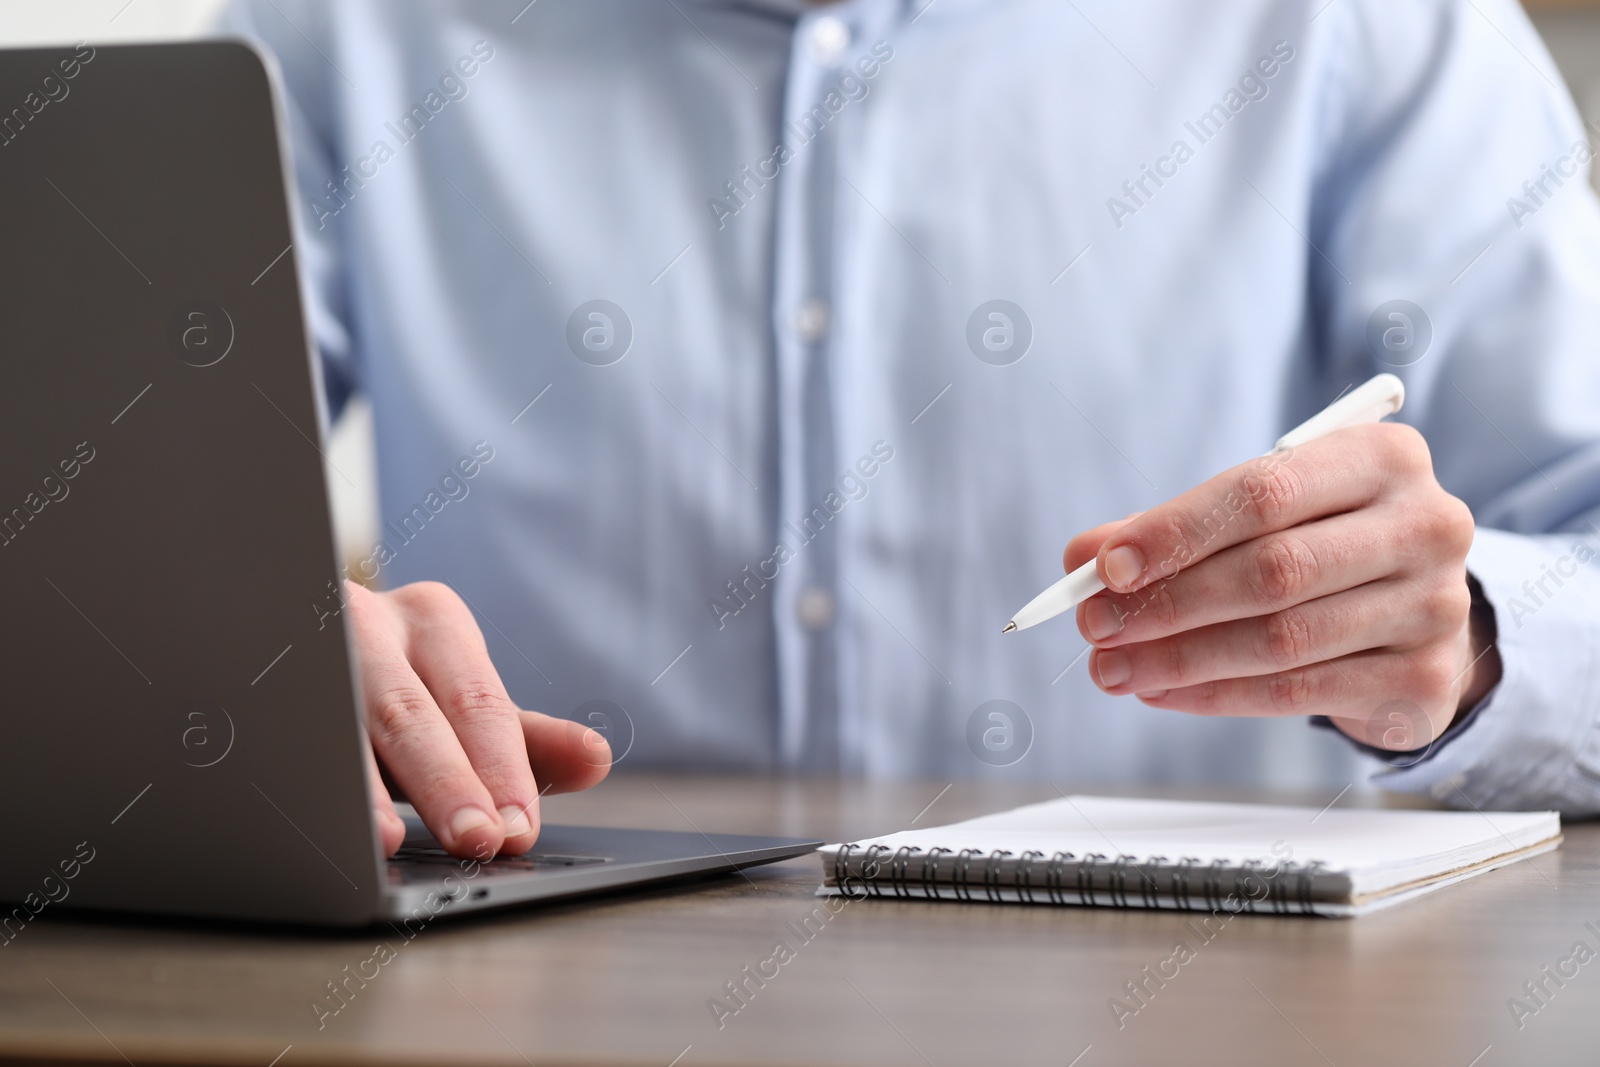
xmin=1064 ymin=512 xmax=1143 ymax=574
xmin=520 ymin=711 xmax=613 ymax=794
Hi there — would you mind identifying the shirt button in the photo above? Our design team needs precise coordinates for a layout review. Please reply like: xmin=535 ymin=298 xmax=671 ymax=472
xmin=806 ymin=15 xmax=851 ymax=67
xmin=795 ymin=587 xmax=836 ymax=631
xmin=794 ymin=298 xmax=830 ymax=343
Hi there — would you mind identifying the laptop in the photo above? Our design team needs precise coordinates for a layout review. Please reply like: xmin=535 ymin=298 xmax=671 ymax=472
xmin=0 ymin=40 xmax=817 ymax=928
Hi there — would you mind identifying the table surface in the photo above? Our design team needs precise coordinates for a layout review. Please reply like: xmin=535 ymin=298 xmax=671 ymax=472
xmin=1 ymin=774 xmax=1595 ymax=1067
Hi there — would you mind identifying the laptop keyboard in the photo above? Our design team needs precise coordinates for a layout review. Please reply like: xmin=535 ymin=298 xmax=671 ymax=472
xmin=387 ymin=846 xmax=610 ymax=886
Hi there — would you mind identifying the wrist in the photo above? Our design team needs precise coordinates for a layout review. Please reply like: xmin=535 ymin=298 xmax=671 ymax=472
xmin=1455 ymin=571 xmax=1502 ymax=715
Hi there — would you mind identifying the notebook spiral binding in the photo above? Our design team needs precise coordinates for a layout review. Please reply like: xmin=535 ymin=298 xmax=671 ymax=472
xmin=831 ymin=843 xmax=1327 ymax=915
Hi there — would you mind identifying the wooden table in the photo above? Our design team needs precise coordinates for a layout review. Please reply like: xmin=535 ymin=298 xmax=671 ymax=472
xmin=1 ymin=775 xmax=1595 ymax=1066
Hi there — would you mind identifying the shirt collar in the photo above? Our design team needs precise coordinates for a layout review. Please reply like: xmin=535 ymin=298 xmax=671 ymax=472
xmin=671 ymin=0 xmax=980 ymax=23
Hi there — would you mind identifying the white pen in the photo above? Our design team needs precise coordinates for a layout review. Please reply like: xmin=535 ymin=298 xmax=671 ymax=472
xmin=1001 ymin=373 xmax=1407 ymax=635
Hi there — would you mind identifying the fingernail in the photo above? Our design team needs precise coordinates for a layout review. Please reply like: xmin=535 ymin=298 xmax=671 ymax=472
xmin=1104 ymin=545 xmax=1146 ymax=591
xmin=448 ymin=807 xmax=495 ymax=845
xmin=1084 ymin=598 xmax=1124 ymax=642
xmin=1137 ymin=690 xmax=1168 ymax=701
xmin=1094 ymin=649 xmax=1131 ymax=689
xmin=498 ymin=804 xmax=532 ymax=837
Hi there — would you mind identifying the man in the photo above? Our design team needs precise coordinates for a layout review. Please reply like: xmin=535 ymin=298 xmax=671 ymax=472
xmin=222 ymin=0 xmax=1600 ymax=859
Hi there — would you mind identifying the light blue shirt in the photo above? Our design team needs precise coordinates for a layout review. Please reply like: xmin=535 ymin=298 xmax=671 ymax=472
xmin=221 ymin=0 xmax=1600 ymax=812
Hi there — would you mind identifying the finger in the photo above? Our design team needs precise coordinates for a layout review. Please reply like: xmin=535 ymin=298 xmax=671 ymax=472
xmin=364 ymin=738 xmax=406 ymax=857
xmin=1094 ymin=424 xmax=1407 ymax=595
xmin=1088 ymin=578 xmax=1441 ymax=696
xmin=398 ymin=583 xmax=541 ymax=855
xmin=1135 ymin=645 xmax=1460 ymax=727
xmin=1078 ymin=510 xmax=1404 ymax=647
xmin=521 ymin=711 xmax=612 ymax=794
xmin=1064 ymin=514 xmax=1141 ymax=574
xmin=365 ymin=659 xmax=506 ymax=859
xmin=347 ymin=587 xmax=506 ymax=860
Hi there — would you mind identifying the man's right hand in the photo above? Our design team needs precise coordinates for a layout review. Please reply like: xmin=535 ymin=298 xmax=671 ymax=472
xmin=343 ymin=580 xmax=611 ymax=859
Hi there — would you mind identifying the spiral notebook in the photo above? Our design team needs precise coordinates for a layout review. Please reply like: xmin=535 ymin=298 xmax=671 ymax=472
xmin=817 ymin=795 xmax=1561 ymax=917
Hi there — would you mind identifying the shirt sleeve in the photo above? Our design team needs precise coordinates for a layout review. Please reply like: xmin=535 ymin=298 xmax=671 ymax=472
xmin=1306 ymin=0 xmax=1600 ymax=814
xmin=214 ymin=0 xmax=360 ymax=420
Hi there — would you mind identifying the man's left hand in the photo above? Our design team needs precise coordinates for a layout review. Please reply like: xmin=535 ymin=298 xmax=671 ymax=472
xmin=1064 ymin=422 xmax=1501 ymax=752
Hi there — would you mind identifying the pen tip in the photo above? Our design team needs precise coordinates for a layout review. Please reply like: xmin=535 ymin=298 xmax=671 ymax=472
xmin=1001 ymin=622 xmax=1017 ymax=634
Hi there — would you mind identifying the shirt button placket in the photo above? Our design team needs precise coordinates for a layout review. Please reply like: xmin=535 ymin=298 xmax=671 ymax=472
xmin=769 ymin=7 xmax=860 ymax=771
